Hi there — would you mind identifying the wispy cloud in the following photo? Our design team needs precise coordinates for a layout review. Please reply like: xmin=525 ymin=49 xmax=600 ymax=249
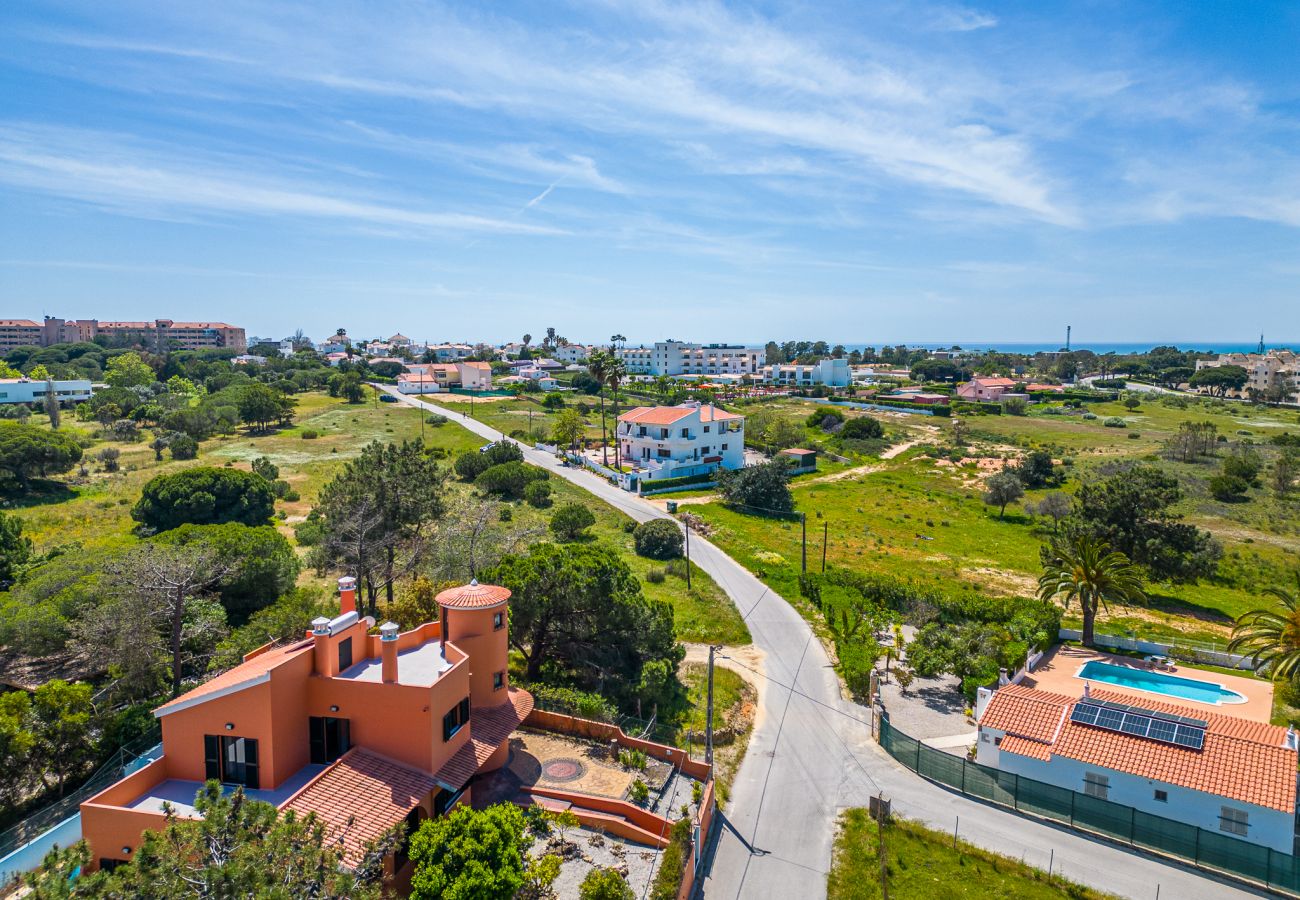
xmin=925 ymin=6 xmax=998 ymax=32
xmin=0 ymin=124 xmax=564 ymax=237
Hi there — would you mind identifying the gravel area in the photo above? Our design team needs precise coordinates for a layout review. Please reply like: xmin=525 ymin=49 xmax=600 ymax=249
xmin=876 ymin=625 xmax=974 ymax=741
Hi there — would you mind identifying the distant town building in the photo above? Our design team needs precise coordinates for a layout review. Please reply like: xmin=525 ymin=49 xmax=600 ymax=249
xmin=0 ymin=317 xmax=246 ymax=353
xmin=616 ymin=341 xmax=764 ymax=377
xmin=761 ymin=359 xmax=850 ymax=388
xmin=428 ymin=343 xmax=475 ymax=362
xmin=616 ymin=401 xmax=745 ymax=483
xmin=0 ymin=377 xmax=93 ymax=405
xmin=1195 ymin=351 xmax=1299 ymax=404
xmin=551 ymin=344 xmax=590 ymax=364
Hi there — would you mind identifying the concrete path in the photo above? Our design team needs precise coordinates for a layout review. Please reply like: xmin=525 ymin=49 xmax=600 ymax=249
xmin=379 ymin=386 xmax=1267 ymax=900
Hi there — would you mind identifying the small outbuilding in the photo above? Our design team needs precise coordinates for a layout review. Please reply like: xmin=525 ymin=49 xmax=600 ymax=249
xmin=780 ymin=448 xmax=817 ymax=472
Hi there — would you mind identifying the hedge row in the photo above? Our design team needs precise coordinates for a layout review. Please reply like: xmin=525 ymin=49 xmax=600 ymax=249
xmin=1029 ymin=389 xmax=1117 ymax=403
xmin=951 ymin=401 xmax=1002 ymax=415
xmin=641 ymin=470 xmax=715 ymax=491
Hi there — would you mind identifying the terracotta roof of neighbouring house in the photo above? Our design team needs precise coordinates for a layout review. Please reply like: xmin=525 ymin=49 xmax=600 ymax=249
xmin=0 ymin=320 xmax=39 ymax=327
xmin=981 ymin=684 xmax=1297 ymax=812
xmin=461 ymin=361 xmax=492 ymax=370
xmin=280 ymin=748 xmax=437 ymax=866
xmin=436 ymin=580 xmax=511 ymax=609
xmin=154 ymin=640 xmax=311 ymax=717
xmin=618 ymin=405 xmax=743 ymax=425
xmin=968 ymin=377 xmax=1018 ymax=387
xmin=781 ymin=448 xmax=817 ymax=456
xmin=433 ymin=689 xmax=535 ymax=790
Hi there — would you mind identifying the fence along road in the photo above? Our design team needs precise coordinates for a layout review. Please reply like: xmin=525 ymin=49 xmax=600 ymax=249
xmin=380 ymin=387 xmax=1264 ymax=900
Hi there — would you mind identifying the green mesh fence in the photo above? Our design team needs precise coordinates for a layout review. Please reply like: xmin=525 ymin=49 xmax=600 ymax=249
xmin=877 ymin=714 xmax=1298 ymax=894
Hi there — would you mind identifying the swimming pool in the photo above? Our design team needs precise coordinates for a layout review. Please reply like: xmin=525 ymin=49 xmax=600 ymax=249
xmin=1076 ymin=660 xmax=1246 ymax=705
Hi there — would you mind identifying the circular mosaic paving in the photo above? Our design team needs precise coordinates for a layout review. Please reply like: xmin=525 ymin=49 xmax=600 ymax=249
xmin=541 ymin=757 xmax=587 ymax=783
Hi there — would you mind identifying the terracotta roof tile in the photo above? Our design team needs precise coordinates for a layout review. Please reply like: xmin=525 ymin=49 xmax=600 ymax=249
xmin=981 ymin=685 xmax=1297 ymax=813
xmin=281 ymin=748 xmax=437 ymax=866
xmin=436 ymin=580 xmax=511 ymax=609
xmin=434 ymin=689 xmax=534 ymax=790
xmin=618 ymin=404 xmax=743 ymax=425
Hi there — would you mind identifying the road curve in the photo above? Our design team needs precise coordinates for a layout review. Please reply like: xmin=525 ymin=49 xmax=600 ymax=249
xmin=380 ymin=387 xmax=1264 ymax=900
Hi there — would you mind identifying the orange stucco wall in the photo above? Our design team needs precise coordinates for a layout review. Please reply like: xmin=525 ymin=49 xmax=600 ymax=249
xmin=80 ymin=757 xmax=172 ymax=865
xmin=443 ymin=604 xmax=509 ymax=708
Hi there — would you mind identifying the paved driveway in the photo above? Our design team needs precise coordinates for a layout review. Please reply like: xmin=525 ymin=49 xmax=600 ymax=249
xmin=378 ymin=386 xmax=1267 ymax=900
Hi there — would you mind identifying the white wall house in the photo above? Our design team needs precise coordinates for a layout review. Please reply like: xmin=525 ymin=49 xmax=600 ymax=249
xmin=551 ymin=344 xmax=590 ymax=364
xmin=0 ymin=378 xmax=93 ymax=405
xmin=616 ymin=341 xmax=764 ymax=377
xmin=616 ymin=402 xmax=745 ymax=482
xmin=396 ymin=361 xmax=491 ymax=394
xmin=977 ymin=684 xmax=1297 ymax=854
xmin=762 ymin=358 xmax=851 ymax=388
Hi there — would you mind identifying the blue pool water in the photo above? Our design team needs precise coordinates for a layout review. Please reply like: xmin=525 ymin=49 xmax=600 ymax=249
xmin=1077 ymin=660 xmax=1246 ymax=705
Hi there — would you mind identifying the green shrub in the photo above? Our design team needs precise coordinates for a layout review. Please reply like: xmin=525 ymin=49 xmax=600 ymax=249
xmin=425 ymin=414 xmax=447 ymax=426
xmin=475 ymin=461 xmax=548 ymax=498
xmin=300 ymin=428 xmax=319 ymax=439
xmin=529 ymin=684 xmax=617 ymax=720
xmin=839 ymin=416 xmax=884 ymax=440
xmin=168 ymin=434 xmax=199 ymax=460
xmin=524 ymin=479 xmax=553 ymax=508
xmin=646 ymin=568 xmax=666 ymax=584
xmin=549 ymin=502 xmax=595 ymax=540
xmin=628 ymin=778 xmax=650 ymax=805
xmin=132 ymin=467 xmax=275 ymax=531
xmin=634 ymin=519 xmax=683 ymax=559
xmin=1103 ymin=417 xmax=1127 ymax=428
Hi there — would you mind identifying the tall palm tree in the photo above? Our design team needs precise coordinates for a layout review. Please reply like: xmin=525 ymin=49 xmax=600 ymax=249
xmin=1037 ymin=534 xmax=1146 ymax=648
xmin=606 ymin=357 xmax=628 ymax=470
xmin=586 ymin=350 xmax=612 ymax=466
xmin=1229 ymin=572 xmax=1300 ymax=679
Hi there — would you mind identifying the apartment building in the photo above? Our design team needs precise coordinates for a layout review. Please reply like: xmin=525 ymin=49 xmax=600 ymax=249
xmin=616 ymin=401 xmax=745 ymax=482
xmin=616 ymin=341 xmax=764 ymax=377
xmin=761 ymin=358 xmax=851 ymax=388
xmin=1195 ymin=351 xmax=1299 ymax=403
xmin=551 ymin=344 xmax=590 ymax=364
xmin=2 ymin=317 xmax=247 ymax=353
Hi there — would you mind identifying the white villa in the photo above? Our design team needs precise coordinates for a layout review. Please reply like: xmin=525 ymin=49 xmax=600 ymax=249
xmin=0 ymin=378 xmax=93 ymax=405
xmin=761 ymin=358 xmax=851 ymax=388
xmin=977 ymin=682 xmax=1298 ymax=853
xmin=616 ymin=401 xmax=745 ymax=483
xmin=397 ymin=361 xmax=492 ymax=394
xmin=616 ymin=341 xmax=764 ymax=377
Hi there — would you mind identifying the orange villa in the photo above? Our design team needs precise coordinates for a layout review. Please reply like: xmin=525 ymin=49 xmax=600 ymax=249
xmin=79 ymin=576 xmax=716 ymax=891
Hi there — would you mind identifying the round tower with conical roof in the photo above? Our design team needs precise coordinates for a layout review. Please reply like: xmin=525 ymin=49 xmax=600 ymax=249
xmin=435 ymin=579 xmax=511 ymax=709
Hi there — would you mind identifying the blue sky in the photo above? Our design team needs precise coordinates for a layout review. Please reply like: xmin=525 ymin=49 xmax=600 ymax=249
xmin=1 ymin=1 xmax=1298 ymax=345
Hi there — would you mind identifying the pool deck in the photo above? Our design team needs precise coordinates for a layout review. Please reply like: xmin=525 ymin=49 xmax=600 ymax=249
xmin=1019 ymin=645 xmax=1273 ymax=723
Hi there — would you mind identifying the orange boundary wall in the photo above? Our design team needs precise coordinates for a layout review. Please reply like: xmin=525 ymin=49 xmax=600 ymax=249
xmin=521 ymin=708 xmax=718 ymax=899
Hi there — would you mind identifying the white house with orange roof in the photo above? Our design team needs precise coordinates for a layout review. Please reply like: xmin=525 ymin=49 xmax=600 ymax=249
xmin=398 ymin=362 xmax=492 ymax=394
xmin=616 ymin=401 xmax=745 ymax=483
xmin=977 ymin=681 xmax=1298 ymax=852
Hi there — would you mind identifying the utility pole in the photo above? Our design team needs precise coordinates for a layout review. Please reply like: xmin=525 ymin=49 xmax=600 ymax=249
xmin=684 ymin=515 xmax=692 ymax=590
xmin=706 ymin=644 xmax=721 ymax=765
xmin=801 ymin=512 xmax=807 ymax=574
xmin=876 ymin=794 xmax=890 ymax=900
xmin=822 ymin=520 xmax=828 ymax=573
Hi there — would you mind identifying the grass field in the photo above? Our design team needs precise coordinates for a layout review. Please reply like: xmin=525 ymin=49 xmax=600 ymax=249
xmin=827 ymin=810 xmax=1118 ymax=900
xmin=688 ymin=395 xmax=1300 ymax=647
xmin=10 ymin=390 xmax=750 ymax=647
xmin=11 ymin=392 xmax=436 ymax=552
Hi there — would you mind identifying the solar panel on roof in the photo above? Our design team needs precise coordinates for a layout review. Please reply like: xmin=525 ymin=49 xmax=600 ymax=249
xmin=1070 ymin=701 xmax=1206 ymax=750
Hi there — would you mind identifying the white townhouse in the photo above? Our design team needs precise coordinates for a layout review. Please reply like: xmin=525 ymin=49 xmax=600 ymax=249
xmin=429 ymin=343 xmax=475 ymax=362
xmin=616 ymin=402 xmax=745 ymax=483
xmin=977 ymin=684 xmax=1298 ymax=853
xmin=0 ymin=378 xmax=93 ymax=405
xmin=616 ymin=341 xmax=764 ymax=377
xmin=551 ymin=344 xmax=590 ymax=364
xmin=762 ymin=358 xmax=851 ymax=388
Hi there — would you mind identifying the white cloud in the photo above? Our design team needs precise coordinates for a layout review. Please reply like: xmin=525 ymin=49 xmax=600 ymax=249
xmin=0 ymin=124 xmax=564 ymax=237
xmin=926 ymin=6 xmax=998 ymax=32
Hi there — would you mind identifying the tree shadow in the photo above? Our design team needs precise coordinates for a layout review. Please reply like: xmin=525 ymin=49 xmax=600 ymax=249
xmin=1144 ymin=592 xmax=1236 ymax=625
xmin=3 ymin=480 xmax=79 ymax=509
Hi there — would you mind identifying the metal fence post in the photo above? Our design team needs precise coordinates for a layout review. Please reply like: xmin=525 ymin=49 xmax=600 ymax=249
xmin=1069 ymin=789 xmax=1075 ymax=825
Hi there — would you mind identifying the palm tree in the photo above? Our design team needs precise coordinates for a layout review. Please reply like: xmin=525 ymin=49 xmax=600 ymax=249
xmin=1229 ymin=572 xmax=1300 ymax=679
xmin=1037 ymin=534 xmax=1146 ymax=648
xmin=606 ymin=357 xmax=628 ymax=470
xmin=586 ymin=350 xmax=612 ymax=466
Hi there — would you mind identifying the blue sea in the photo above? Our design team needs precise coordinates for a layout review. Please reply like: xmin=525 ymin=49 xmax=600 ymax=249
xmin=841 ymin=341 xmax=1296 ymax=355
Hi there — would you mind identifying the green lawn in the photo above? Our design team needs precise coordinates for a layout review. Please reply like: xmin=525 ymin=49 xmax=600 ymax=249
xmin=828 ymin=810 xmax=1118 ymax=900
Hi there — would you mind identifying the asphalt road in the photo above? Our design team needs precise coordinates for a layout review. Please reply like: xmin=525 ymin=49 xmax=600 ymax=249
xmin=381 ymin=387 xmax=1266 ymax=900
